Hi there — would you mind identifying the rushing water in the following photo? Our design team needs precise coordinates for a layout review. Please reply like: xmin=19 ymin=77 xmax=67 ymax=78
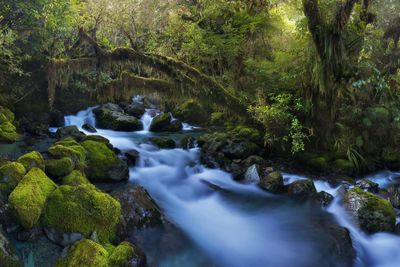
xmin=60 ymin=105 xmax=400 ymax=267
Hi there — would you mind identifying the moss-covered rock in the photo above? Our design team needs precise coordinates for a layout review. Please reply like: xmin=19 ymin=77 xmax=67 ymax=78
xmin=174 ymin=99 xmax=209 ymax=124
xmin=45 ymin=157 xmax=74 ymax=178
xmin=0 ymin=106 xmax=15 ymax=123
xmin=0 ymin=122 xmax=19 ymax=143
xmin=56 ymin=126 xmax=86 ymax=140
xmin=42 ymin=184 xmax=121 ymax=242
xmin=94 ymin=104 xmax=143 ymax=131
xmin=0 ymin=228 xmax=22 ymax=267
xmin=17 ymin=151 xmax=45 ymax=171
xmin=0 ymin=162 xmax=26 ymax=196
xmin=55 ymin=239 xmax=109 ymax=267
xmin=81 ymin=140 xmax=128 ymax=182
xmin=48 ymin=139 xmax=87 ymax=164
xmin=150 ymin=137 xmax=176 ymax=149
xmin=149 ymin=113 xmax=173 ymax=132
xmin=62 ymin=170 xmax=90 ymax=186
xmin=232 ymin=126 xmax=262 ymax=143
xmin=286 ymin=179 xmax=317 ymax=196
xmin=258 ymin=171 xmax=284 ymax=193
xmin=108 ymin=241 xmax=146 ymax=267
xmin=344 ymin=187 xmax=395 ymax=233
xmin=9 ymin=168 xmax=57 ymax=228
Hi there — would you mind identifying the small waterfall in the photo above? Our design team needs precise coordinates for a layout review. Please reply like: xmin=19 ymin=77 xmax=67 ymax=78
xmin=140 ymin=110 xmax=154 ymax=132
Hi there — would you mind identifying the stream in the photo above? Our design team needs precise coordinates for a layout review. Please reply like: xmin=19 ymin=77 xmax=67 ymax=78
xmin=59 ymin=105 xmax=400 ymax=267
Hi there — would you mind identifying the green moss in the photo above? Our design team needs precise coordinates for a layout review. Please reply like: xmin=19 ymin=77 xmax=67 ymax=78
xmin=210 ymin=112 xmax=224 ymax=124
xmin=366 ymin=107 xmax=391 ymax=123
xmin=108 ymin=242 xmax=136 ymax=267
xmin=149 ymin=113 xmax=172 ymax=132
xmin=81 ymin=140 xmax=119 ymax=182
xmin=174 ymin=99 xmax=209 ymax=124
xmin=55 ymin=239 xmax=109 ymax=267
xmin=0 ymin=106 xmax=15 ymax=123
xmin=232 ymin=126 xmax=262 ymax=143
xmin=306 ymin=156 xmax=330 ymax=172
xmin=333 ymin=159 xmax=355 ymax=175
xmin=17 ymin=151 xmax=45 ymax=171
xmin=45 ymin=157 xmax=74 ymax=177
xmin=0 ymin=122 xmax=19 ymax=143
xmin=42 ymin=184 xmax=121 ymax=243
xmin=9 ymin=168 xmax=57 ymax=228
xmin=0 ymin=162 xmax=26 ymax=195
xmin=62 ymin=170 xmax=90 ymax=186
xmin=48 ymin=143 xmax=87 ymax=164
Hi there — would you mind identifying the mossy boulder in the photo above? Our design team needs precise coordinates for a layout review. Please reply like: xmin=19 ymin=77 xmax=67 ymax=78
xmin=94 ymin=104 xmax=142 ymax=131
xmin=0 ymin=162 xmax=26 ymax=196
xmin=150 ymin=137 xmax=176 ymax=149
xmin=62 ymin=170 xmax=90 ymax=186
xmin=0 ymin=122 xmax=19 ymax=143
xmin=108 ymin=241 xmax=146 ymax=267
xmin=42 ymin=184 xmax=121 ymax=243
xmin=344 ymin=187 xmax=395 ymax=233
xmin=9 ymin=168 xmax=57 ymax=228
xmin=82 ymin=140 xmax=128 ymax=182
xmin=56 ymin=126 xmax=86 ymax=141
xmin=0 ymin=228 xmax=22 ymax=267
xmin=45 ymin=157 xmax=74 ymax=178
xmin=258 ymin=171 xmax=284 ymax=193
xmin=55 ymin=239 xmax=109 ymax=267
xmin=174 ymin=99 xmax=209 ymax=124
xmin=48 ymin=139 xmax=86 ymax=164
xmin=149 ymin=113 xmax=173 ymax=132
xmin=0 ymin=106 xmax=15 ymax=123
xmin=286 ymin=179 xmax=317 ymax=196
xmin=17 ymin=151 xmax=45 ymax=171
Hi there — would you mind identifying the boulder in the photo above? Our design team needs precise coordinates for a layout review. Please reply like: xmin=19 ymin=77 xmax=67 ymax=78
xmin=243 ymin=164 xmax=261 ymax=184
xmin=81 ymin=140 xmax=129 ymax=182
xmin=108 ymin=241 xmax=146 ymax=267
xmin=42 ymin=184 xmax=121 ymax=243
xmin=0 ymin=106 xmax=15 ymax=123
xmin=9 ymin=168 xmax=57 ymax=228
xmin=56 ymin=126 xmax=86 ymax=140
xmin=124 ymin=103 xmax=145 ymax=118
xmin=258 ymin=171 xmax=284 ymax=193
xmin=48 ymin=139 xmax=86 ymax=164
xmin=82 ymin=123 xmax=97 ymax=133
xmin=62 ymin=170 xmax=90 ymax=186
xmin=125 ymin=150 xmax=140 ymax=165
xmin=0 ymin=227 xmax=22 ymax=267
xmin=93 ymin=104 xmax=142 ymax=131
xmin=149 ymin=113 xmax=173 ymax=132
xmin=0 ymin=122 xmax=19 ymax=143
xmin=0 ymin=162 xmax=26 ymax=196
xmin=343 ymin=187 xmax=395 ymax=233
xmin=221 ymin=141 xmax=259 ymax=160
xmin=174 ymin=99 xmax=209 ymax=124
xmin=355 ymin=179 xmax=379 ymax=193
xmin=387 ymin=185 xmax=400 ymax=208
xmin=17 ymin=151 xmax=45 ymax=171
xmin=45 ymin=157 xmax=74 ymax=178
xmin=286 ymin=179 xmax=317 ymax=196
xmin=150 ymin=137 xmax=176 ymax=149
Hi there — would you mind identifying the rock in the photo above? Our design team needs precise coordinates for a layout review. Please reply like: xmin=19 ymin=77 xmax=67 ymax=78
xmin=16 ymin=227 xmax=43 ymax=242
xmin=124 ymin=103 xmax=145 ymax=118
xmin=62 ymin=170 xmax=90 ymax=186
xmin=149 ymin=113 xmax=173 ymax=132
xmin=0 ymin=121 xmax=19 ymax=143
xmin=55 ymin=239 xmax=109 ymax=267
xmin=174 ymin=99 xmax=209 ymax=124
xmin=165 ymin=119 xmax=182 ymax=132
xmin=48 ymin=139 xmax=86 ymax=164
xmin=0 ymin=162 xmax=26 ymax=196
xmin=221 ymin=141 xmax=259 ymax=160
xmin=243 ymin=155 xmax=266 ymax=169
xmin=49 ymin=109 xmax=64 ymax=127
xmin=315 ymin=191 xmax=334 ymax=207
xmin=45 ymin=157 xmax=74 ymax=178
xmin=322 ymin=225 xmax=356 ymax=267
xmin=108 ymin=241 xmax=146 ymax=267
xmin=231 ymin=126 xmax=262 ymax=143
xmin=387 ymin=185 xmax=400 ymax=208
xmin=82 ymin=140 xmax=129 ymax=182
xmin=180 ymin=136 xmax=197 ymax=149
xmin=56 ymin=126 xmax=86 ymax=140
xmin=82 ymin=123 xmax=97 ymax=133
xmin=125 ymin=150 xmax=140 ymax=165
xmin=0 ymin=227 xmax=22 ymax=267
xmin=286 ymin=179 xmax=317 ymax=196
xmin=93 ymin=104 xmax=142 ymax=131
xmin=244 ymin=164 xmax=261 ymax=184
xmin=150 ymin=137 xmax=176 ymax=149
xmin=355 ymin=179 xmax=379 ymax=193
xmin=343 ymin=187 xmax=396 ymax=233
xmin=112 ymin=185 xmax=162 ymax=232
xmin=258 ymin=171 xmax=284 ymax=193
xmin=42 ymin=184 xmax=121 ymax=243
xmin=17 ymin=151 xmax=45 ymax=171
xmin=9 ymin=168 xmax=57 ymax=228
xmin=0 ymin=106 xmax=15 ymax=123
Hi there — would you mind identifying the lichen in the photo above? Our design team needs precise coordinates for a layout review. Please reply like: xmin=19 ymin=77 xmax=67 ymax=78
xmin=45 ymin=157 xmax=74 ymax=178
xmin=17 ymin=151 xmax=45 ymax=171
xmin=9 ymin=168 xmax=57 ymax=228
xmin=42 ymin=184 xmax=121 ymax=243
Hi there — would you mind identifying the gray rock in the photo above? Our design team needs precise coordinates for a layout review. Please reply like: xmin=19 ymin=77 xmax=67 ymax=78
xmin=258 ymin=171 xmax=284 ymax=193
xmin=0 ymin=227 xmax=22 ymax=266
xmin=82 ymin=123 xmax=97 ymax=133
xmin=93 ymin=103 xmax=143 ymax=131
xmin=44 ymin=227 xmax=84 ymax=247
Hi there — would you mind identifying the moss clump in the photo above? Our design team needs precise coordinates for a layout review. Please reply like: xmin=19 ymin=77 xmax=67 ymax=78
xmin=108 ymin=242 xmax=136 ymax=267
xmin=0 ymin=162 xmax=26 ymax=196
xmin=232 ymin=126 xmax=262 ymax=143
xmin=55 ymin=239 xmax=109 ymax=267
xmin=62 ymin=170 xmax=90 ymax=186
xmin=9 ymin=168 xmax=57 ymax=228
xmin=174 ymin=99 xmax=209 ymax=124
xmin=42 ymin=184 xmax=121 ymax=242
xmin=344 ymin=188 xmax=396 ymax=233
xmin=0 ymin=122 xmax=19 ymax=143
xmin=48 ymin=141 xmax=87 ymax=164
xmin=0 ymin=106 xmax=15 ymax=123
xmin=45 ymin=157 xmax=74 ymax=178
xmin=17 ymin=151 xmax=45 ymax=171
xmin=306 ymin=156 xmax=330 ymax=172
xmin=81 ymin=140 xmax=120 ymax=182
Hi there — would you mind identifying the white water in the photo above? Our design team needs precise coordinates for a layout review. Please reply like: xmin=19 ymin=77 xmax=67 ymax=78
xmin=61 ymin=106 xmax=400 ymax=267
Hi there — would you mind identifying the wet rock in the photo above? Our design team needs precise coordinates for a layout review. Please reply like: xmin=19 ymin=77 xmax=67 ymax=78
xmin=150 ymin=137 xmax=176 ymax=149
xmin=125 ymin=150 xmax=140 ymax=165
xmin=56 ymin=126 xmax=86 ymax=141
xmin=124 ymin=102 xmax=145 ymax=118
xmin=355 ymin=179 xmax=379 ymax=193
xmin=16 ymin=227 xmax=43 ymax=242
xmin=180 ymin=136 xmax=197 ymax=149
xmin=174 ymin=99 xmax=209 ymax=124
xmin=113 ymin=185 xmax=162 ymax=233
xmin=315 ymin=191 xmax=334 ymax=207
xmin=343 ymin=187 xmax=395 ymax=233
xmin=221 ymin=141 xmax=259 ymax=160
xmin=82 ymin=123 xmax=97 ymax=133
xmin=44 ymin=228 xmax=84 ymax=247
xmin=258 ymin=171 xmax=284 ymax=193
xmin=286 ymin=179 xmax=317 ymax=196
xmin=0 ymin=227 xmax=22 ymax=267
xmin=322 ymin=225 xmax=356 ymax=267
xmin=149 ymin=113 xmax=178 ymax=132
xmin=93 ymin=103 xmax=142 ymax=131
xmin=387 ymin=185 xmax=400 ymax=208
xmin=243 ymin=164 xmax=261 ymax=184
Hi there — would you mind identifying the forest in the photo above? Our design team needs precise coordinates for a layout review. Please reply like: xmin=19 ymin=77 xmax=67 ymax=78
xmin=1 ymin=0 xmax=400 ymax=266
